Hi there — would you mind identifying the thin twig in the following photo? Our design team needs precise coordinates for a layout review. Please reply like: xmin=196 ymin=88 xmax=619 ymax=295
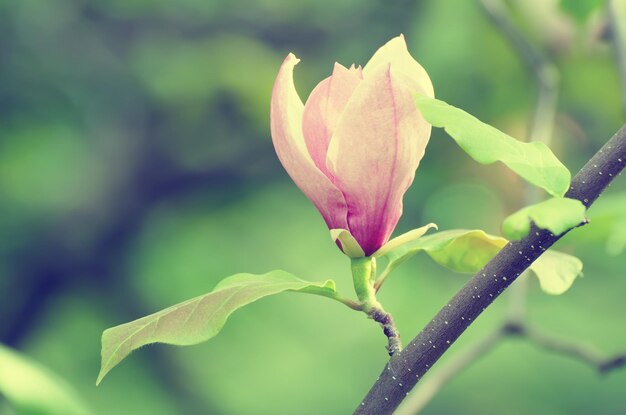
xmin=354 ymin=125 xmax=626 ymax=414
xmin=369 ymin=308 xmax=403 ymax=355
xmin=520 ymin=324 xmax=626 ymax=375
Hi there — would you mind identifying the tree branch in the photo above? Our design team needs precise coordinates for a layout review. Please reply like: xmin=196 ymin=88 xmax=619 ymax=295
xmin=395 ymin=328 xmax=505 ymax=415
xmin=354 ymin=125 xmax=626 ymax=414
xmin=395 ymin=319 xmax=626 ymax=415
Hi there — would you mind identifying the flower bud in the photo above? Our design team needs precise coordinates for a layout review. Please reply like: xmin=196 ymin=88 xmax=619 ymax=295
xmin=270 ymin=35 xmax=433 ymax=256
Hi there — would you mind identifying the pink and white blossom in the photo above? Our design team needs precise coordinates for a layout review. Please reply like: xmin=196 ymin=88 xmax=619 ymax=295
xmin=270 ymin=35 xmax=433 ymax=256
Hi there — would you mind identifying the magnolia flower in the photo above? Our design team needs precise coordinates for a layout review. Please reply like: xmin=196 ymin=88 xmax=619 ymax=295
xmin=270 ymin=35 xmax=434 ymax=256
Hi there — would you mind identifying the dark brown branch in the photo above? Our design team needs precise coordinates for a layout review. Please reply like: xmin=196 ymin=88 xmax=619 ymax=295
xmin=354 ymin=125 xmax=626 ymax=414
xmin=395 ymin=328 xmax=505 ymax=414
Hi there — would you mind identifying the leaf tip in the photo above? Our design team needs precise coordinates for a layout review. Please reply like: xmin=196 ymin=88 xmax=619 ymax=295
xmin=96 ymin=359 xmax=111 ymax=386
xmin=95 ymin=372 xmax=105 ymax=386
xmin=96 ymin=327 xmax=123 ymax=386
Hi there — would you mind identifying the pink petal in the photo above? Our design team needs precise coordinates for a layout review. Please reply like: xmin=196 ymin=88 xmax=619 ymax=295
xmin=270 ymin=54 xmax=348 ymax=230
xmin=364 ymin=34 xmax=434 ymax=98
xmin=302 ymin=63 xmax=362 ymax=179
xmin=326 ymin=64 xmax=431 ymax=255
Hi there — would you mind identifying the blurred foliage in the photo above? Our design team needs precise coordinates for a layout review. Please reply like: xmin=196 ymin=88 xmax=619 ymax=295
xmin=560 ymin=0 xmax=604 ymax=23
xmin=1 ymin=0 xmax=625 ymax=414
xmin=0 ymin=343 xmax=92 ymax=415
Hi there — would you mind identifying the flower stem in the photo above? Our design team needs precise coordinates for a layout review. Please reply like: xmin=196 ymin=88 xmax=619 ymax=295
xmin=350 ymin=257 xmax=377 ymax=308
xmin=351 ymin=257 xmax=402 ymax=355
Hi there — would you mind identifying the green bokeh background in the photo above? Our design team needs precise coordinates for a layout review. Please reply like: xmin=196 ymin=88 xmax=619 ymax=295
xmin=1 ymin=0 xmax=625 ymax=414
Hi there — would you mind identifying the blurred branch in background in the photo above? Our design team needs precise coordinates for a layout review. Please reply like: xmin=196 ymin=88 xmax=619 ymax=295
xmin=395 ymin=329 xmax=505 ymax=415
xmin=608 ymin=0 xmax=626 ymax=117
xmin=518 ymin=323 xmax=626 ymax=374
xmin=479 ymin=0 xmax=559 ymax=145
xmin=395 ymin=0 xmax=626 ymax=413
xmin=396 ymin=321 xmax=626 ymax=414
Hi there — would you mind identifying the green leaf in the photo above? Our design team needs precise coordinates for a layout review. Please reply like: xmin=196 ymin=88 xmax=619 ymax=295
xmin=528 ymin=250 xmax=583 ymax=295
xmin=381 ymin=229 xmax=582 ymax=295
xmin=383 ymin=229 xmax=508 ymax=275
xmin=98 ymin=271 xmax=336 ymax=385
xmin=560 ymin=0 xmax=603 ymax=22
xmin=415 ymin=95 xmax=571 ymax=197
xmin=502 ymin=197 xmax=586 ymax=240
xmin=0 ymin=344 xmax=92 ymax=415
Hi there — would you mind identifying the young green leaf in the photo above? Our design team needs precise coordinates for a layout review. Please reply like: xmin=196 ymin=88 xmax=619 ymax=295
xmin=383 ymin=229 xmax=508 ymax=276
xmin=528 ymin=250 xmax=583 ymax=295
xmin=415 ymin=95 xmax=571 ymax=197
xmin=380 ymin=229 xmax=582 ymax=295
xmin=502 ymin=197 xmax=586 ymax=240
xmin=98 ymin=271 xmax=337 ymax=385
xmin=0 ymin=344 xmax=92 ymax=415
